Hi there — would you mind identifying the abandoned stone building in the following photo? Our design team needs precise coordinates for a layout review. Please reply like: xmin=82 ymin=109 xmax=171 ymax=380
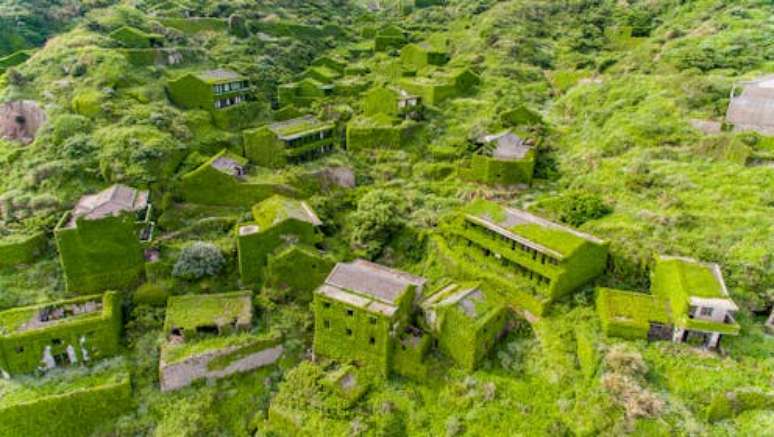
xmin=726 ymin=75 xmax=774 ymax=135
xmin=363 ymin=86 xmax=422 ymax=120
xmin=597 ymin=256 xmax=740 ymax=349
xmin=278 ymin=78 xmax=334 ymax=107
xmin=463 ymin=130 xmax=535 ymax=186
xmin=55 ymin=184 xmax=153 ymax=293
xmin=445 ymin=200 xmax=609 ymax=315
xmin=421 ymin=282 xmax=508 ymax=371
xmin=109 ymin=25 xmax=164 ymax=48
xmin=400 ymin=40 xmax=449 ymax=70
xmin=0 ymin=292 xmax=122 ymax=377
xmin=237 ymin=195 xmax=324 ymax=284
xmin=167 ymin=68 xmax=250 ymax=111
xmin=242 ymin=115 xmax=336 ymax=168
xmin=160 ymin=291 xmax=283 ymax=391
xmin=313 ymin=260 xmax=427 ymax=376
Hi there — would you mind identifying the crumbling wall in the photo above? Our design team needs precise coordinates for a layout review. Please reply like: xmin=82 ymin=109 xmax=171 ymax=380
xmin=0 ymin=100 xmax=46 ymax=144
xmin=160 ymin=340 xmax=284 ymax=392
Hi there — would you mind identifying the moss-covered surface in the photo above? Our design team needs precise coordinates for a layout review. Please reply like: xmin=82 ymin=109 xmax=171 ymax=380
xmin=0 ymin=0 xmax=773 ymax=434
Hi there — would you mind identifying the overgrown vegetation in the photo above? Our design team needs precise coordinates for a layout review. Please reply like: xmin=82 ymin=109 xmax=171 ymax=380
xmin=0 ymin=0 xmax=772 ymax=435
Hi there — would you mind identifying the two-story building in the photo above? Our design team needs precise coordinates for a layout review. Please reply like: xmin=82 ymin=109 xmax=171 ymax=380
xmin=313 ymin=260 xmax=426 ymax=376
xmin=55 ymin=184 xmax=153 ymax=293
xmin=444 ymin=200 xmax=609 ymax=315
xmin=597 ymin=256 xmax=740 ymax=349
xmin=167 ymin=69 xmax=250 ymax=111
xmin=0 ymin=292 xmax=122 ymax=377
xmin=421 ymin=282 xmax=508 ymax=371
xmin=237 ymin=195 xmax=324 ymax=284
xmin=242 ymin=115 xmax=336 ymax=168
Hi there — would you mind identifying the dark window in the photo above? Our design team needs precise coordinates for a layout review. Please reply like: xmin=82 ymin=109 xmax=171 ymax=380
xmin=346 ymin=309 xmax=354 ymax=317
xmin=700 ymin=307 xmax=714 ymax=317
xmin=323 ymin=301 xmax=331 ymax=309
xmin=369 ymin=317 xmax=377 ymax=325
xmin=369 ymin=337 xmax=376 ymax=345
xmin=346 ymin=328 xmax=353 ymax=336
xmin=196 ymin=325 xmax=219 ymax=335
xmin=323 ymin=320 xmax=330 ymax=329
xmin=52 ymin=338 xmax=62 ymax=345
xmin=15 ymin=346 xmax=24 ymax=353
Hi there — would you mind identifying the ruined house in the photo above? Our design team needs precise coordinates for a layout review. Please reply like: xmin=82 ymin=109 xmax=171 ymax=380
xmin=237 ymin=195 xmax=324 ymax=284
xmin=167 ymin=69 xmax=250 ymax=111
xmin=0 ymin=292 xmax=121 ymax=377
xmin=463 ymin=130 xmax=535 ymax=186
xmin=421 ymin=282 xmax=508 ymax=371
xmin=399 ymin=67 xmax=480 ymax=106
xmin=444 ymin=200 xmax=609 ymax=315
xmin=313 ymin=260 xmax=427 ymax=376
xmin=400 ymin=41 xmax=449 ymax=70
xmin=597 ymin=256 xmax=740 ymax=349
xmin=160 ymin=291 xmax=284 ymax=391
xmin=55 ymin=184 xmax=153 ymax=293
xmin=278 ymin=78 xmax=333 ymax=107
xmin=109 ymin=26 xmax=164 ymax=48
xmin=243 ymin=115 xmax=336 ymax=168
xmin=179 ymin=149 xmax=297 ymax=207
xmin=362 ymin=86 xmax=422 ymax=119
xmin=725 ymin=75 xmax=774 ymax=135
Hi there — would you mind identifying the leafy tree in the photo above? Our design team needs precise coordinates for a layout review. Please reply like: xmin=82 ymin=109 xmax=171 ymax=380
xmin=349 ymin=189 xmax=405 ymax=258
xmin=558 ymin=191 xmax=612 ymax=227
xmin=172 ymin=241 xmax=225 ymax=280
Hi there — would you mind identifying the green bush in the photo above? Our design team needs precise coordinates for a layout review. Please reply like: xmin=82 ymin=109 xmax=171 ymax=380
xmin=349 ymin=189 xmax=405 ymax=258
xmin=134 ymin=281 xmax=170 ymax=306
xmin=172 ymin=242 xmax=226 ymax=280
xmin=557 ymin=191 xmax=612 ymax=227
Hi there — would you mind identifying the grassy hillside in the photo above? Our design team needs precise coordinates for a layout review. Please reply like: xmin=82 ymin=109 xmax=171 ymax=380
xmin=0 ymin=0 xmax=772 ymax=435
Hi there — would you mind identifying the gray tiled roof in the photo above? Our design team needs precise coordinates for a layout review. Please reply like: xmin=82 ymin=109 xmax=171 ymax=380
xmin=324 ymin=259 xmax=426 ymax=305
xmin=71 ymin=184 xmax=148 ymax=222
xmin=726 ymin=75 xmax=774 ymax=135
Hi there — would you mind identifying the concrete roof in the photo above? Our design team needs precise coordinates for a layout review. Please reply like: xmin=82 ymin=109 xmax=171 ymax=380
xmin=71 ymin=184 xmax=148 ymax=223
xmin=726 ymin=75 xmax=774 ymax=135
xmin=268 ymin=115 xmax=334 ymax=141
xmin=478 ymin=131 xmax=531 ymax=160
xmin=325 ymin=259 xmax=426 ymax=304
xmin=194 ymin=69 xmax=245 ymax=84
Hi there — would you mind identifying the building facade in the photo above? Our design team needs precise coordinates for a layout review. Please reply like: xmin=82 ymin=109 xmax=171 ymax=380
xmin=167 ymin=69 xmax=250 ymax=111
xmin=242 ymin=115 xmax=336 ymax=168
xmin=0 ymin=292 xmax=122 ymax=377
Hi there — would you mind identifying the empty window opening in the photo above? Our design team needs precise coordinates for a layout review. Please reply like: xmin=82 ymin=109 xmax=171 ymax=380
xmin=196 ymin=325 xmax=219 ymax=335
xmin=346 ymin=328 xmax=353 ymax=336
xmin=346 ymin=309 xmax=354 ymax=317
xmin=52 ymin=338 xmax=62 ymax=345
xmin=369 ymin=317 xmax=377 ymax=325
xmin=15 ymin=346 xmax=24 ymax=353
xmin=323 ymin=301 xmax=331 ymax=309
xmin=171 ymin=327 xmax=183 ymax=336
xmin=700 ymin=307 xmax=714 ymax=317
xmin=369 ymin=337 xmax=376 ymax=346
xmin=324 ymin=320 xmax=331 ymax=329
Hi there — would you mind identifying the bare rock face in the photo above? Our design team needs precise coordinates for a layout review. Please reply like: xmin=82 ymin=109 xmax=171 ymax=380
xmin=0 ymin=100 xmax=47 ymax=144
xmin=316 ymin=166 xmax=356 ymax=189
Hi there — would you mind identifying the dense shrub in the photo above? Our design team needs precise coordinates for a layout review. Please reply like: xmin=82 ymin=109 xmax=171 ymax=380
xmin=172 ymin=242 xmax=225 ymax=280
xmin=557 ymin=191 xmax=612 ymax=227
xmin=349 ymin=189 xmax=405 ymax=258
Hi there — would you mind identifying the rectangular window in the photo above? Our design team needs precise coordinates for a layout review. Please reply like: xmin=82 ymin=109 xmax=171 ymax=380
xmin=369 ymin=337 xmax=376 ymax=345
xmin=346 ymin=309 xmax=354 ymax=317
xmin=323 ymin=320 xmax=330 ymax=329
xmin=346 ymin=328 xmax=353 ymax=336
xmin=322 ymin=301 xmax=331 ymax=309
xmin=15 ymin=346 xmax=24 ymax=353
xmin=700 ymin=307 xmax=714 ymax=317
xmin=52 ymin=338 xmax=62 ymax=345
xmin=369 ymin=317 xmax=377 ymax=325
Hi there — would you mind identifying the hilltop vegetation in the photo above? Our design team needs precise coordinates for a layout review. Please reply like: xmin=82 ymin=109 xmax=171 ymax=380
xmin=0 ymin=0 xmax=772 ymax=435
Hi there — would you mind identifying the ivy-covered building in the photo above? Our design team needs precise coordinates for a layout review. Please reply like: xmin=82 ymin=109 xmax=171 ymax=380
xmin=278 ymin=78 xmax=333 ymax=107
xmin=179 ymin=149 xmax=297 ymax=206
xmin=160 ymin=291 xmax=284 ymax=391
xmin=243 ymin=115 xmax=336 ymax=168
xmin=0 ymin=292 xmax=122 ymax=377
xmin=462 ymin=131 xmax=535 ymax=186
xmin=374 ymin=25 xmax=407 ymax=51
xmin=313 ymin=260 xmax=427 ymax=376
xmin=109 ymin=26 xmax=163 ymax=48
xmin=55 ymin=184 xmax=153 ymax=293
xmin=400 ymin=67 xmax=480 ymax=106
xmin=346 ymin=114 xmax=416 ymax=152
xmin=362 ymin=86 xmax=422 ymax=119
xmin=443 ymin=200 xmax=609 ymax=315
xmin=167 ymin=69 xmax=250 ymax=111
xmin=237 ymin=195 xmax=323 ymax=284
xmin=400 ymin=41 xmax=449 ymax=70
xmin=421 ymin=282 xmax=508 ymax=371
xmin=597 ymin=256 xmax=740 ymax=349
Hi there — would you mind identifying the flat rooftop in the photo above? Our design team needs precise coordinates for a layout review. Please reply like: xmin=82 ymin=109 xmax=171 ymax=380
xmin=194 ymin=69 xmax=246 ymax=84
xmin=656 ymin=256 xmax=734 ymax=303
xmin=0 ymin=293 xmax=110 ymax=337
xmin=317 ymin=260 xmax=426 ymax=317
xmin=164 ymin=291 xmax=253 ymax=333
xmin=479 ymin=131 xmax=531 ymax=160
xmin=251 ymin=195 xmax=322 ymax=231
xmin=268 ymin=115 xmax=334 ymax=141
xmin=465 ymin=202 xmax=605 ymax=259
